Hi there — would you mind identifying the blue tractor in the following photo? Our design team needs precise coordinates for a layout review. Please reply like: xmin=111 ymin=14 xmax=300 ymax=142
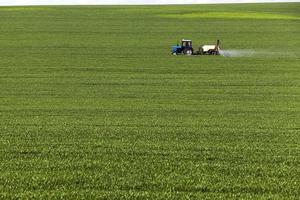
xmin=171 ymin=39 xmax=193 ymax=55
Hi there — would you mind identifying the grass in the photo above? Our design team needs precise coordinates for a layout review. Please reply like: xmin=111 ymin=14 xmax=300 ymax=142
xmin=0 ymin=3 xmax=300 ymax=199
xmin=161 ymin=11 xmax=300 ymax=20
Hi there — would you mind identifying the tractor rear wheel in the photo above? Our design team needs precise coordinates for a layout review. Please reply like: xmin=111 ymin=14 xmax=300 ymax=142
xmin=185 ymin=49 xmax=193 ymax=56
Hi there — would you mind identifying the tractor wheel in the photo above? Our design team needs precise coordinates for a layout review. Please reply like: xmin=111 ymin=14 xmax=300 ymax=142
xmin=185 ymin=49 xmax=193 ymax=56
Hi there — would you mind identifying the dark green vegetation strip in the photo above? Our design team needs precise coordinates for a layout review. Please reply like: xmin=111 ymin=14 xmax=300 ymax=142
xmin=0 ymin=3 xmax=300 ymax=199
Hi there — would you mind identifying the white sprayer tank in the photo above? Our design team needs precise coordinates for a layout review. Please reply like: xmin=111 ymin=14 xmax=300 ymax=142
xmin=202 ymin=45 xmax=217 ymax=52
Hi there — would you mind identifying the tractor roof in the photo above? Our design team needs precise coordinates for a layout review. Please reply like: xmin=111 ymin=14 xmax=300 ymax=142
xmin=182 ymin=39 xmax=192 ymax=42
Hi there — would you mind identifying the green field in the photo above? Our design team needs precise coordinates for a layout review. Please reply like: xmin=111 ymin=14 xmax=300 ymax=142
xmin=0 ymin=3 xmax=300 ymax=199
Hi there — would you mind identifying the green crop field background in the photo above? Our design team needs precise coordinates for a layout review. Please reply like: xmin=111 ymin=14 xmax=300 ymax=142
xmin=0 ymin=3 xmax=299 ymax=199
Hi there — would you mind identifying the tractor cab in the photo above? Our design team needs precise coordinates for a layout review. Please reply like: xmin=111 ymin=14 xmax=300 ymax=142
xmin=171 ymin=39 xmax=194 ymax=55
xmin=181 ymin=39 xmax=192 ymax=48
